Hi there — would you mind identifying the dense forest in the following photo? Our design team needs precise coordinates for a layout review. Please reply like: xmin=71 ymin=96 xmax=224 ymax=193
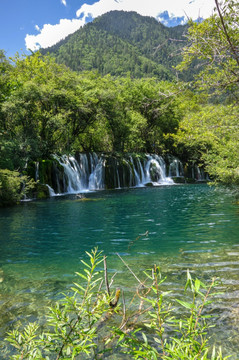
xmin=0 ymin=0 xmax=239 ymax=206
xmin=41 ymin=10 xmax=188 ymax=79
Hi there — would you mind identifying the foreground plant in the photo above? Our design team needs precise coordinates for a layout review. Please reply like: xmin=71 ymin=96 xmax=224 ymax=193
xmin=6 ymin=248 xmax=230 ymax=359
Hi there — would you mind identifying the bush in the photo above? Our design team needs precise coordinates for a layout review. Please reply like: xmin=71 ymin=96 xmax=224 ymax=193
xmin=6 ymin=249 xmax=229 ymax=359
xmin=0 ymin=169 xmax=35 ymax=206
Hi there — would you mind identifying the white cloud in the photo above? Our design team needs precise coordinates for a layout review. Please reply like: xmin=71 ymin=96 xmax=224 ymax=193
xmin=35 ymin=25 xmax=40 ymax=32
xmin=25 ymin=18 xmax=85 ymax=51
xmin=76 ymin=0 xmax=215 ymax=23
xmin=25 ymin=0 xmax=215 ymax=51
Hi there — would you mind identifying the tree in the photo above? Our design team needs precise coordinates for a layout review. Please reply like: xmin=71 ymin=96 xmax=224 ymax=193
xmin=1 ymin=53 xmax=102 ymax=161
xmin=172 ymin=0 xmax=239 ymax=185
xmin=178 ymin=0 xmax=239 ymax=100
xmin=0 ymin=169 xmax=35 ymax=206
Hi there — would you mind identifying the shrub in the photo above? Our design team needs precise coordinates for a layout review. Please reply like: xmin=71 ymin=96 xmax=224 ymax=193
xmin=0 ymin=169 xmax=35 ymax=206
xmin=6 ymin=249 xmax=229 ymax=359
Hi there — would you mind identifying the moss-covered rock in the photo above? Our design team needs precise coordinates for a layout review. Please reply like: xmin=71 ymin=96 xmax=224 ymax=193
xmin=35 ymin=183 xmax=50 ymax=199
xmin=172 ymin=177 xmax=186 ymax=184
xmin=145 ymin=182 xmax=154 ymax=187
xmin=104 ymin=153 xmax=139 ymax=189
xmin=149 ymin=162 xmax=160 ymax=182
xmin=39 ymin=159 xmax=54 ymax=185
xmin=104 ymin=156 xmax=118 ymax=189
xmin=185 ymin=177 xmax=196 ymax=184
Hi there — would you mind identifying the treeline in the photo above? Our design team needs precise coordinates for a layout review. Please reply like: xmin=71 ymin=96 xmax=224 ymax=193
xmin=0 ymin=51 xmax=181 ymax=171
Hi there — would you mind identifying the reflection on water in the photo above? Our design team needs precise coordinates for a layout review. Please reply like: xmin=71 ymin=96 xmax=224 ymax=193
xmin=0 ymin=185 xmax=239 ymax=358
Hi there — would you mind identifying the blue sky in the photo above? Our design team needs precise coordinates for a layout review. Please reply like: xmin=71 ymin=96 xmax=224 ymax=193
xmin=0 ymin=0 xmax=215 ymax=58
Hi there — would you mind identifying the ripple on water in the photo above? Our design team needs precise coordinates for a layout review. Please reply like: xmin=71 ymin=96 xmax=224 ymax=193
xmin=0 ymin=185 xmax=239 ymax=358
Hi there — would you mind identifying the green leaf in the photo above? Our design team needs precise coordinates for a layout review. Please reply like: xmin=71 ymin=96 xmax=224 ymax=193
xmin=176 ymin=299 xmax=195 ymax=310
xmin=194 ymin=278 xmax=201 ymax=293
xmin=142 ymin=332 xmax=148 ymax=346
xmin=80 ymin=260 xmax=91 ymax=268
xmin=75 ymin=272 xmax=88 ymax=280
xmin=153 ymin=337 xmax=162 ymax=344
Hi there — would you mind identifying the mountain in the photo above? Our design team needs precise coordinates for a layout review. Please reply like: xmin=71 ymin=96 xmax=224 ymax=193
xmin=41 ymin=11 xmax=188 ymax=79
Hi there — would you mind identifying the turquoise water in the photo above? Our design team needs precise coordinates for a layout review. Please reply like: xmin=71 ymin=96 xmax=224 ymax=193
xmin=1 ymin=184 xmax=239 ymax=357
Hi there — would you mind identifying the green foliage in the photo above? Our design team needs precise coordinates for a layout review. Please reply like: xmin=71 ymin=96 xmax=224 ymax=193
xmin=178 ymin=0 xmax=239 ymax=99
xmin=6 ymin=249 xmax=112 ymax=359
xmin=172 ymin=89 xmax=239 ymax=184
xmin=6 ymin=249 xmax=229 ymax=359
xmin=0 ymin=49 xmax=184 ymax=205
xmin=86 ymin=76 xmax=182 ymax=153
xmin=42 ymin=11 xmax=187 ymax=80
xmin=171 ymin=0 xmax=239 ymax=184
xmin=113 ymin=266 xmax=227 ymax=360
xmin=0 ymin=52 xmax=182 ymax=162
xmin=0 ymin=169 xmax=35 ymax=206
xmin=1 ymin=52 xmax=96 ymax=160
xmin=0 ymin=50 xmax=12 ymax=107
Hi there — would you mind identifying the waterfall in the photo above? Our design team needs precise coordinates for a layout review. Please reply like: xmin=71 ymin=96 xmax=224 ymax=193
xmin=53 ymin=154 xmax=105 ymax=194
xmin=46 ymin=184 xmax=56 ymax=197
xmin=55 ymin=155 xmax=84 ymax=193
xmin=89 ymin=157 xmax=105 ymax=190
xmin=169 ymin=159 xmax=184 ymax=178
xmin=143 ymin=154 xmax=173 ymax=185
xmin=35 ymin=162 xmax=39 ymax=181
xmin=195 ymin=165 xmax=206 ymax=181
xmin=136 ymin=157 xmax=147 ymax=185
xmin=116 ymin=167 xmax=121 ymax=189
xmin=48 ymin=153 xmax=176 ymax=196
xmin=192 ymin=166 xmax=195 ymax=180
xmin=130 ymin=156 xmax=142 ymax=187
xmin=41 ymin=153 xmax=210 ymax=197
xmin=127 ymin=154 xmax=173 ymax=187
xmin=188 ymin=163 xmax=206 ymax=181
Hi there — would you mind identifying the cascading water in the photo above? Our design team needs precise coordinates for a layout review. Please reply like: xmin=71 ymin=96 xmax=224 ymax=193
xmin=35 ymin=162 xmax=39 ymax=181
xmin=88 ymin=156 xmax=105 ymax=190
xmin=169 ymin=159 xmax=184 ymax=178
xmin=144 ymin=154 xmax=173 ymax=185
xmin=195 ymin=165 xmax=206 ymax=181
xmin=46 ymin=184 xmax=56 ymax=197
xmin=116 ymin=168 xmax=121 ymax=189
xmin=53 ymin=154 xmax=105 ymax=194
xmin=189 ymin=163 xmax=207 ymax=182
xmin=55 ymin=155 xmax=84 ymax=193
xmin=136 ymin=157 xmax=147 ymax=185
xmin=130 ymin=156 xmax=142 ymax=187
xmin=40 ymin=153 xmax=207 ymax=197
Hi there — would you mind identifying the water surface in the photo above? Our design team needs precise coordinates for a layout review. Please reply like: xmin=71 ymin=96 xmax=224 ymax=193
xmin=0 ymin=184 xmax=239 ymax=358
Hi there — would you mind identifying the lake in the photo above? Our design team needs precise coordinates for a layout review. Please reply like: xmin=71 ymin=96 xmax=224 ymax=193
xmin=0 ymin=184 xmax=239 ymax=358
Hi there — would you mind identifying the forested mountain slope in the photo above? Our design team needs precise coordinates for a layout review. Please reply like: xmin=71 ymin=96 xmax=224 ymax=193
xmin=41 ymin=11 xmax=188 ymax=79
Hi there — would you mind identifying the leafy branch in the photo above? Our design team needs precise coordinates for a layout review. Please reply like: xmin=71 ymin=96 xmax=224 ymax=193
xmin=6 ymin=248 xmax=229 ymax=360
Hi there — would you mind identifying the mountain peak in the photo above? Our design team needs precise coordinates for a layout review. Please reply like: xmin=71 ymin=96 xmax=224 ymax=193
xmin=42 ymin=10 xmax=188 ymax=79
